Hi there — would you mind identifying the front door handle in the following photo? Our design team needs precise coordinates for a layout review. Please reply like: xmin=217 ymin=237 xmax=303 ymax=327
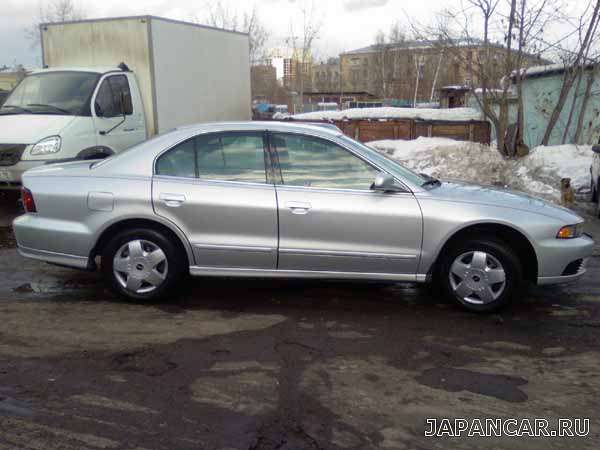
xmin=286 ymin=201 xmax=311 ymax=215
xmin=160 ymin=193 xmax=186 ymax=207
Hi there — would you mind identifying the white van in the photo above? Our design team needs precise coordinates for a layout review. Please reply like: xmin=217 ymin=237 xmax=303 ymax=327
xmin=0 ymin=15 xmax=251 ymax=189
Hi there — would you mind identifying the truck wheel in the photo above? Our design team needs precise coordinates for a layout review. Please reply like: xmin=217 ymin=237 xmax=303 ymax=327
xmin=437 ymin=238 xmax=523 ymax=313
xmin=101 ymin=228 xmax=185 ymax=301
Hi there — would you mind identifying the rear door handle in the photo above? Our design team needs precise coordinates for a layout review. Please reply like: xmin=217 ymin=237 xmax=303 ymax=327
xmin=286 ymin=201 xmax=311 ymax=215
xmin=160 ymin=193 xmax=186 ymax=207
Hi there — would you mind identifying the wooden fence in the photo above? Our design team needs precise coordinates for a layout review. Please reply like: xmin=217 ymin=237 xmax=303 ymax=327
xmin=277 ymin=118 xmax=491 ymax=144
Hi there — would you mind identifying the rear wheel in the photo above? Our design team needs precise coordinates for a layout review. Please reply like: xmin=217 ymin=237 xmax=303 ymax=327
xmin=101 ymin=228 xmax=185 ymax=301
xmin=437 ymin=238 xmax=523 ymax=313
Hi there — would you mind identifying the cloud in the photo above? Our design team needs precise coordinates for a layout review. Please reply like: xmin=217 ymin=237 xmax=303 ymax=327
xmin=342 ymin=0 xmax=388 ymax=12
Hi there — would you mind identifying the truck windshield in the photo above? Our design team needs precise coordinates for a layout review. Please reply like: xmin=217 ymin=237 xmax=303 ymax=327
xmin=1 ymin=71 xmax=99 ymax=116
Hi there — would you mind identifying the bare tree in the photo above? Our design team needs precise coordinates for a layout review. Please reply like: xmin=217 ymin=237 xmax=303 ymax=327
xmin=371 ymin=23 xmax=407 ymax=98
xmin=285 ymin=0 xmax=321 ymax=111
xmin=573 ymin=64 xmax=599 ymax=143
xmin=541 ymin=0 xmax=600 ymax=144
xmin=26 ymin=0 xmax=86 ymax=48
xmin=410 ymin=0 xmax=564 ymax=155
xmin=199 ymin=1 xmax=270 ymax=65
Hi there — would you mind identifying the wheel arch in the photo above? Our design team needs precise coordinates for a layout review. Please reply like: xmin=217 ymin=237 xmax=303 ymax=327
xmin=90 ymin=217 xmax=193 ymax=268
xmin=77 ymin=145 xmax=115 ymax=160
xmin=429 ymin=222 xmax=538 ymax=283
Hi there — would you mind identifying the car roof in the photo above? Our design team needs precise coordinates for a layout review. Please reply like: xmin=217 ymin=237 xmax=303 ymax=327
xmin=175 ymin=121 xmax=342 ymax=138
xmin=31 ymin=67 xmax=124 ymax=75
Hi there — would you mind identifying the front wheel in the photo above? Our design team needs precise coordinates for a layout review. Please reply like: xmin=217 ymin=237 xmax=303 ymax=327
xmin=101 ymin=228 xmax=185 ymax=301
xmin=437 ymin=238 xmax=523 ymax=313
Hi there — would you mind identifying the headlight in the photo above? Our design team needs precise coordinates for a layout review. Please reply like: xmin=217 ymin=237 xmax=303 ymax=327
xmin=557 ymin=223 xmax=583 ymax=239
xmin=30 ymin=136 xmax=61 ymax=155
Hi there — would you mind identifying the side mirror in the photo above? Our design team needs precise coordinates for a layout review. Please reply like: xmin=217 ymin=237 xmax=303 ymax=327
xmin=371 ymin=172 xmax=401 ymax=192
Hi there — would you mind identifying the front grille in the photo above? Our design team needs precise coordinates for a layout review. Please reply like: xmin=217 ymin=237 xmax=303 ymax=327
xmin=562 ymin=258 xmax=585 ymax=276
xmin=0 ymin=144 xmax=26 ymax=166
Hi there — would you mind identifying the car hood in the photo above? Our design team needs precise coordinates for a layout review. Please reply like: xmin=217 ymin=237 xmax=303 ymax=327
xmin=0 ymin=114 xmax=76 ymax=144
xmin=426 ymin=180 xmax=582 ymax=222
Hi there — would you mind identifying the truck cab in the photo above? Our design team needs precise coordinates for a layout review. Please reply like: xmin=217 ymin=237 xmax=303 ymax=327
xmin=0 ymin=66 xmax=146 ymax=189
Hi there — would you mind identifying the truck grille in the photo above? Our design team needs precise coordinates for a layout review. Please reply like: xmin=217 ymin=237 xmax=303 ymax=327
xmin=0 ymin=144 xmax=26 ymax=166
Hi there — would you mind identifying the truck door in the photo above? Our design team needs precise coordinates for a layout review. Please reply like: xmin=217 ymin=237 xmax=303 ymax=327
xmin=92 ymin=73 xmax=145 ymax=154
xmin=152 ymin=131 xmax=278 ymax=270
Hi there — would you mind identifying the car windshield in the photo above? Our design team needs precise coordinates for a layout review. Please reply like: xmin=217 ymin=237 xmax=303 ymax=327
xmin=338 ymin=135 xmax=428 ymax=187
xmin=0 ymin=71 xmax=99 ymax=116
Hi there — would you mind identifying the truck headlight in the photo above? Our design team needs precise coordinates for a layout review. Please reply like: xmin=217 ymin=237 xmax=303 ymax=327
xmin=557 ymin=223 xmax=583 ymax=239
xmin=31 ymin=136 xmax=61 ymax=155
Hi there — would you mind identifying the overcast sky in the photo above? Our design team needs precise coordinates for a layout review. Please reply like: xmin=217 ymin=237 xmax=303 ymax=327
xmin=0 ymin=0 xmax=590 ymax=68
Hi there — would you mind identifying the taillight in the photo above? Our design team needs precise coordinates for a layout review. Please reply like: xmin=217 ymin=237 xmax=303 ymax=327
xmin=21 ymin=188 xmax=37 ymax=213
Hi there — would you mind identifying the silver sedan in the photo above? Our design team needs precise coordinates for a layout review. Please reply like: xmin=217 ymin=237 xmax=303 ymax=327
xmin=13 ymin=122 xmax=594 ymax=312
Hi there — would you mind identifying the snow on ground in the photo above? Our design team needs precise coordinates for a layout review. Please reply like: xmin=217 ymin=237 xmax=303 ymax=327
xmin=367 ymin=138 xmax=593 ymax=202
xmin=284 ymin=107 xmax=481 ymax=122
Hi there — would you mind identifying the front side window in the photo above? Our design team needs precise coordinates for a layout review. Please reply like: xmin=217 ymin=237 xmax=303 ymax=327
xmin=156 ymin=132 xmax=267 ymax=183
xmin=94 ymin=75 xmax=132 ymax=117
xmin=271 ymin=133 xmax=378 ymax=190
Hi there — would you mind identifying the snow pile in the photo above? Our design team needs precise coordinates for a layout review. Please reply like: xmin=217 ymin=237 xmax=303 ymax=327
xmin=369 ymin=137 xmax=508 ymax=186
xmin=288 ymin=107 xmax=482 ymax=122
xmin=368 ymin=138 xmax=593 ymax=201
xmin=510 ymin=145 xmax=593 ymax=199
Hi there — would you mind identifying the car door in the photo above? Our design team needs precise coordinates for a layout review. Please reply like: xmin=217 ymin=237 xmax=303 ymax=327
xmin=153 ymin=131 xmax=278 ymax=270
xmin=93 ymin=74 xmax=145 ymax=152
xmin=270 ymin=132 xmax=423 ymax=276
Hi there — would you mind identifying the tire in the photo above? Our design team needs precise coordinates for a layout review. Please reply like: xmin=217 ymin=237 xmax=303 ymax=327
xmin=101 ymin=228 xmax=185 ymax=301
xmin=436 ymin=237 xmax=523 ymax=313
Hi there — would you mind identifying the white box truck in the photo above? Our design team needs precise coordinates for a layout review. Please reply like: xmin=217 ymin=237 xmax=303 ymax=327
xmin=0 ymin=15 xmax=251 ymax=189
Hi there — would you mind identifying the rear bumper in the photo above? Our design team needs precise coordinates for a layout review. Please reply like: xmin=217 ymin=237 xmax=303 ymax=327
xmin=536 ymin=234 xmax=594 ymax=285
xmin=13 ymin=214 xmax=94 ymax=267
xmin=17 ymin=245 xmax=91 ymax=270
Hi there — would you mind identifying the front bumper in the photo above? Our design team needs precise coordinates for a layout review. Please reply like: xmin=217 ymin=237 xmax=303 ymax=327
xmin=0 ymin=160 xmax=46 ymax=189
xmin=536 ymin=234 xmax=594 ymax=285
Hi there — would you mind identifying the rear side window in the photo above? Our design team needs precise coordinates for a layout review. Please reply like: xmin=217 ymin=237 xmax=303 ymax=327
xmin=156 ymin=132 xmax=267 ymax=183
xmin=94 ymin=75 xmax=132 ymax=117
xmin=155 ymin=139 xmax=196 ymax=178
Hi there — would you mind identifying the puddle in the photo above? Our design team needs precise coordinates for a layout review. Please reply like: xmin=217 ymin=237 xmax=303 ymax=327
xmin=111 ymin=348 xmax=178 ymax=376
xmin=0 ymin=396 xmax=33 ymax=417
xmin=11 ymin=277 xmax=100 ymax=295
xmin=416 ymin=367 xmax=528 ymax=403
